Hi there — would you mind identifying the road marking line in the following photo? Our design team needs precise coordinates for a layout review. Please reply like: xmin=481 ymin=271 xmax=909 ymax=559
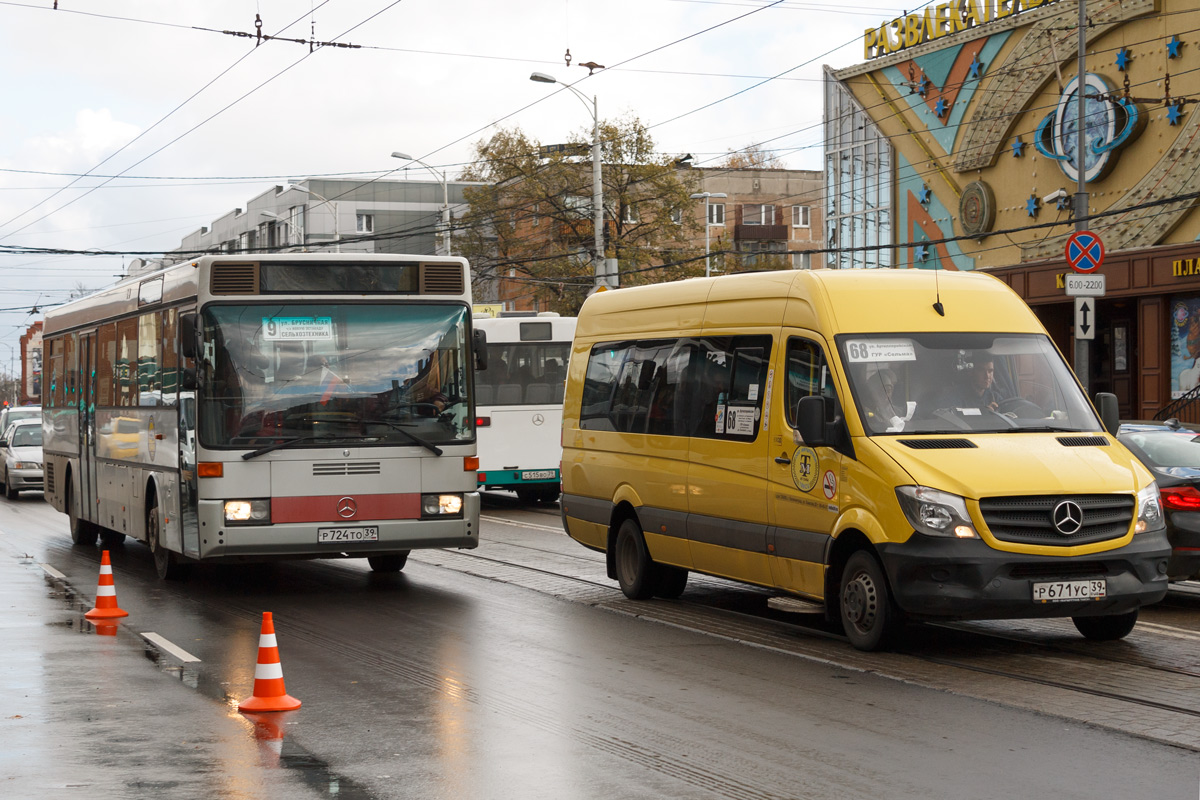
xmin=480 ymin=515 xmax=561 ymax=532
xmin=39 ymin=563 xmax=66 ymax=580
xmin=140 ymin=632 xmax=201 ymax=663
xmin=1135 ymin=621 xmax=1200 ymax=642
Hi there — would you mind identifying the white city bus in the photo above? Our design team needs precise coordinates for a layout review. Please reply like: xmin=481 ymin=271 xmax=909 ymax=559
xmin=43 ymin=254 xmax=483 ymax=579
xmin=473 ymin=313 xmax=575 ymax=504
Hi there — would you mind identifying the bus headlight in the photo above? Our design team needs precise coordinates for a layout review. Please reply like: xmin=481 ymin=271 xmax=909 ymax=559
xmin=422 ymin=493 xmax=463 ymax=517
xmin=896 ymin=486 xmax=978 ymax=539
xmin=1134 ymin=482 xmax=1165 ymax=533
xmin=224 ymin=499 xmax=271 ymax=525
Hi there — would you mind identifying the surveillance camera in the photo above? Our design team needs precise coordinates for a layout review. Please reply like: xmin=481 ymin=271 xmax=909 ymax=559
xmin=1043 ymin=188 xmax=1068 ymax=204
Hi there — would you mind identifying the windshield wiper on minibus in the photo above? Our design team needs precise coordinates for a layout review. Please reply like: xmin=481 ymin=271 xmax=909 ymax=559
xmin=356 ymin=417 xmax=444 ymax=456
xmin=241 ymin=434 xmax=340 ymax=460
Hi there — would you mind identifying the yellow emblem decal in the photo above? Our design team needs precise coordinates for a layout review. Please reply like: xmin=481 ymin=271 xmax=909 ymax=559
xmin=791 ymin=446 xmax=819 ymax=492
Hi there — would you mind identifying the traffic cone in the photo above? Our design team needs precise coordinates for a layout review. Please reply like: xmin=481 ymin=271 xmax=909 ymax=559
xmin=85 ymin=550 xmax=129 ymax=619
xmin=238 ymin=612 xmax=302 ymax=712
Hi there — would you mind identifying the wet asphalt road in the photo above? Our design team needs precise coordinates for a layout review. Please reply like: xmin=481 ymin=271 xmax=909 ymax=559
xmin=2 ymin=493 xmax=1198 ymax=800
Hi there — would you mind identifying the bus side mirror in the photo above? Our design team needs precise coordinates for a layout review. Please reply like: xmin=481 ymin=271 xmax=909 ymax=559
xmin=180 ymin=313 xmax=199 ymax=360
xmin=473 ymin=329 xmax=488 ymax=371
xmin=180 ymin=367 xmax=197 ymax=391
xmin=795 ymin=396 xmax=831 ymax=447
xmin=1095 ymin=391 xmax=1119 ymax=435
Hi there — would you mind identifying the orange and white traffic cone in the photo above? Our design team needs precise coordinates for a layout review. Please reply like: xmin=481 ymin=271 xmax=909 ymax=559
xmin=84 ymin=550 xmax=129 ymax=620
xmin=238 ymin=612 xmax=302 ymax=713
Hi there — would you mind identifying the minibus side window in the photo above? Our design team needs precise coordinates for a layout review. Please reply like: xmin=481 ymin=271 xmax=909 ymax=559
xmin=784 ymin=338 xmax=838 ymax=429
xmin=696 ymin=335 xmax=772 ymax=441
xmin=580 ymin=343 xmax=632 ymax=431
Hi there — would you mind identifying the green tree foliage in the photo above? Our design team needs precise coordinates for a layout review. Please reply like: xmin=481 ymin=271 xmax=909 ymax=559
xmin=457 ymin=116 xmax=704 ymax=314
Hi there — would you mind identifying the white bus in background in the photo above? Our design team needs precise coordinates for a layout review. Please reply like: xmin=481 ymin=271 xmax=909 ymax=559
xmin=473 ymin=312 xmax=575 ymax=504
xmin=43 ymin=253 xmax=484 ymax=579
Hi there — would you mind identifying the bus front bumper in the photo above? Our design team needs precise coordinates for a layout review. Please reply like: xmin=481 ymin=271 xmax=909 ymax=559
xmin=197 ymin=492 xmax=480 ymax=558
xmin=876 ymin=531 xmax=1171 ymax=621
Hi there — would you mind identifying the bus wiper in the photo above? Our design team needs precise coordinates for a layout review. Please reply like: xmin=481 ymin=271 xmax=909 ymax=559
xmin=242 ymin=434 xmax=339 ymax=460
xmin=357 ymin=418 xmax=443 ymax=456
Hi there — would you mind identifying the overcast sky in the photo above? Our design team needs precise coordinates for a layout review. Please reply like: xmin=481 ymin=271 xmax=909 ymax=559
xmin=0 ymin=0 xmax=903 ymax=365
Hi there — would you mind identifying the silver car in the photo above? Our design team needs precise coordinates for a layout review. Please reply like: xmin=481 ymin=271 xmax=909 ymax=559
xmin=0 ymin=419 xmax=43 ymax=499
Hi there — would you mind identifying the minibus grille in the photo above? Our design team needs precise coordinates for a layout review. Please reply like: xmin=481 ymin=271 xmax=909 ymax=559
xmin=313 ymin=461 xmax=381 ymax=476
xmin=898 ymin=438 xmax=976 ymax=449
xmin=1057 ymin=436 xmax=1109 ymax=447
xmin=978 ymin=494 xmax=1134 ymax=546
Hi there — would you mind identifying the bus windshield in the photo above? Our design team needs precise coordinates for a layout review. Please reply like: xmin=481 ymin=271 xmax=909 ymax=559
xmin=199 ymin=303 xmax=473 ymax=448
xmin=838 ymin=332 xmax=1101 ymax=435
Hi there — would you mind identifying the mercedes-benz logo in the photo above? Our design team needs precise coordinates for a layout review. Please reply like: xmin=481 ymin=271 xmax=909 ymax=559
xmin=532 ymin=413 xmax=545 ymax=426
xmin=1051 ymin=499 xmax=1083 ymax=535
xmin=337 ymin=497 xmax=358 ymax=519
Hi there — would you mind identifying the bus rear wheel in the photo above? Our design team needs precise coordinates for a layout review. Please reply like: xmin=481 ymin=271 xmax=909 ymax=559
xmin=1072 ymin=609 xmax=1138 ymax=641
xmin=67 ymin=484 xmax=98 ymax=547
xmin=368 ymin=552 xmax=410 ymax=573
xmin=148 ymin=504 xmax=190 ymax=581
xmin=839 ymin=550 xmax=898 ymax=652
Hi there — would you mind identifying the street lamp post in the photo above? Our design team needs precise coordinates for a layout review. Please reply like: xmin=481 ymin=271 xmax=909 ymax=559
xmin=392 ymin=152 xmax=451 ymax=257
xmin=288 ymin=184 xmax=340 ymax=253
xmin=0 ymin=342 xmax=16 ymax=405
xmin=529 ymin=71 xmax=607 ymax=289
xmin=689 ymin=191 xmax=727 ymax=278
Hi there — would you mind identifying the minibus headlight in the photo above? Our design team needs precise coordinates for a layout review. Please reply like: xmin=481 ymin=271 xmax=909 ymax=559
xmin=224 ymin=499 xmax=271 ymax=525
xmin=1135 ymin=482 xmax=1165 ymax=533
xmin=422 ymin=493 xmax=463 ymax=517
xmin=896 ymin=486 xmax=977 ymax=539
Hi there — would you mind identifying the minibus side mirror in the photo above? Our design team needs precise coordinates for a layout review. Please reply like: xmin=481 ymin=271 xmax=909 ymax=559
xmin=180 ymin=367 xmax=197 ymax=391
xmin=473 ymin=329 xmax=488 ymax=371
xmin=180 ymin=313 xmax=198 ymax=360
xmin=1094 ymin=391 xmax=1119 ymax=435
xmin=795 ymin=396 xmax=831 ymax=447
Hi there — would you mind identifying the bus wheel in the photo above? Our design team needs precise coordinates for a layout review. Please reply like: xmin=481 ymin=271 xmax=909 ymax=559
xmin=839 ymin=550 xmax=897 ymax=652
xmin=614 ymin=518 xmax=656 ymax=600
xmin=67 ymin=486 xmax=98 ymax=547
xmin=368 ymin=552 xmax=410 ymax=573
xmin=653 ymin=565 xmax=689 ymax=599
xmin=1073 ymin=610 xmax=1138 ymax=641
xmin=148 ymin=504 xmax=189 ymax=581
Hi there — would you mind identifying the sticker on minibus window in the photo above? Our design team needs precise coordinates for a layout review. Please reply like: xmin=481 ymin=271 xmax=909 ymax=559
xmin=844 ymin=339 xmax=916 ymax=363
xmin=262 ymin=317 xmax=334 ymax=341
xmin=727 ymin=406 xmax=756 ymax=435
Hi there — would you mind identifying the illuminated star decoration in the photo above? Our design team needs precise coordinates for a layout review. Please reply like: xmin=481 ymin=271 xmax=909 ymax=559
xmin=935 ymin=97 xmax=949 ymax=118
xmin=914 ymin=244 xmax=930 ymax=261
xmin=1168 ymin=101 xmax=1186 ymax=126
xmin=1026 ymin=194 xmax=1040 ymax=217
xmin=917 ymin=75 xmax=930 ymax=97
xmin=1011 ymin=137 xmax=1026 ymax=157
xmin=968 ymin=56 xmax=985 ymax=80
xmin=918 ymin=184 xmax=932 ymax=205
xmin=1116 ymin=47 xmax=1133 ymax=71
xmin=1167 ymin=36 xmax=1182 ymax=59
xmin=1056 ymin=193 xmax=1071 ymax=212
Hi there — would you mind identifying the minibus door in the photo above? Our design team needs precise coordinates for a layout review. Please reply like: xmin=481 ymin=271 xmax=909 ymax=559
xmin=767 ymin=334 xmax=843 ymax=597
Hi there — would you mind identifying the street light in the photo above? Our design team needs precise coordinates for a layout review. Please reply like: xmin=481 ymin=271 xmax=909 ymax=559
xmin=391 ymin=152 xmax=451 ymax=257
xmin=690 ymin=191 xmax=728 ymax=278
xmin=529 ymin=71 xmax=608 ymax=289
xmin=287 ymin=183 xmax=340 ymax=253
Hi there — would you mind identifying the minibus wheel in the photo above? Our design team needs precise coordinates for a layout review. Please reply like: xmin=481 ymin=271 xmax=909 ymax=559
xmin=67 ymin=484 xmax=98 ymax=547
xmin=839 ymin=550 xmax=897 ymax=651
xmin=368 ymin=552 xmax=410 ymax=573
xmin=615 ymin=518 xmax=656 ymax=600
xmin=654 ymin=566 xmax=688 ymax=599
xmin=1072 ymin=609 xmax=1138 ymax=641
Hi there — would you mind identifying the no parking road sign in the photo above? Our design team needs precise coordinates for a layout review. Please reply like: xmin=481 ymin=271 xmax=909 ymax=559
xmin=1065 ymin=230 xmax=1105 ymax=273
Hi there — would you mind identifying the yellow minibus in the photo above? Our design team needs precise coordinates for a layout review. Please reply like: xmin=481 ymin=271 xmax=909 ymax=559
xmin=560 ymin=269 xmax=1171 ymax=650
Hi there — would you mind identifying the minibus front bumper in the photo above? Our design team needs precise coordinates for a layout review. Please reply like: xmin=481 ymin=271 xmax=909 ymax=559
xmin=877 ymin=532 xmax=1171 ymax=620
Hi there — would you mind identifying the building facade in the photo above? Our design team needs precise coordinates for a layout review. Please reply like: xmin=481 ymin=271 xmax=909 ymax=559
xmin=174 ymin=177 xmax=478 ymax=263
xmin=826 ymin=0 xmax=1200 ymax=418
